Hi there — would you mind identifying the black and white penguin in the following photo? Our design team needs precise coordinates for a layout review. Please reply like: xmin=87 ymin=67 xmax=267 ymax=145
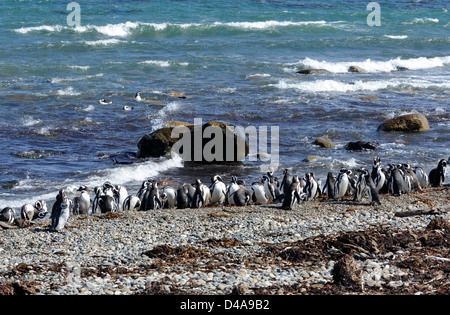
xmin=209 ymin=175 xmax=227 ymax=205
xmin=279 ymin=169 xmax=293 ymax=201
xmin=114 ymin=185 xmax=128 ymax=211
xmin=161 ymin=186 xmax=177 ymax=208
xmin=177 ymin=183 xmax=195 ymax=209
xmin=281 ymin=175 xmax=303 ymax=210
xmin=0 ymin=207 xmax=15 ymax=225
xmin=123 ymin=105 xmax=133 ymax=111
xmin=123 ymin=195 xmax=141 ymax=211
xmin=429 ymin=159 xmax=447 ymax=187
xmin=193 ymin=179 xmax=211 ymax=208
xmin=99 ymin=99 xmax=112 ymax=105
xmin=135 ymin=91 xmax=142 ymax=101
xmin=21 ymin=200 xmax=48 ymax=221
xmin=304 ymin=172 xmax=319 ymax=201
xmin=262 ymin=175 xmax=278 ymax=202
xmin=387 ymin=164 xmax=407 ymax=196
xmin=362 ymin=169 xmax=382 ymax=205
xmin=98 ymin=195 xmax=117 ymax=213
xmin=414 ymin=166 xmax=429 ymax=189
xmin=401 ymin=164 xmax=421 ymax=192
xmin=73 ymin=185 xmax=90 ymax=215
xmin=334 ymin=169 xmax=351 ymax=200
xmin=143 ymin=181 xmax=162 ymax=211
xmin=251 ymin=180 xmax=269 ymax=205
xmin=322 ymin=172 xmax=336 ymax=200
xmin=353 ymin=169 xmax=367 ymax=203
xmin=232 ymin=181 xmax=251 ymax=207
xmin=50 ymin=189 xmax=72 ymax=232
xmin=103 ymin=181 xmax=115 ymax=197
xmin=92 ymin=186 xmax=103 ymax=214
xmin=372 ymin=157 xmax=387 ymax=192
xmin=226 ymin=176 xmax=240 ymax=206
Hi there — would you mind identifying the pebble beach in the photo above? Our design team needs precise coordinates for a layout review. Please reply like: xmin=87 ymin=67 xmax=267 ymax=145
xmin=1 ymin=185 xmax=448 ymax=296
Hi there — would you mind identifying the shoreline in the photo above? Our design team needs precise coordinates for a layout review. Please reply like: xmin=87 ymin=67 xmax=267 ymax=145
xmin=0 ymin=185 xmax=449 ymax=295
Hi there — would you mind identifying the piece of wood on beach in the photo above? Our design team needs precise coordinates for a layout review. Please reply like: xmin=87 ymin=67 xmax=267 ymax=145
xmin=394 ymin=208 xmax=448 ymax=218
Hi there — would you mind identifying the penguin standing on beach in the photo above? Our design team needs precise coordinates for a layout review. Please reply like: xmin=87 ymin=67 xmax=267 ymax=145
xmin=50 ymin=189 xmax=72 ymax=232
xmin=334 ymin=169 xmax=351 ymax=201
xmin=177 ymin=183 xmax=195 ymax=209
xmin=232 ymin=180 xmax=251 ymax=207
xmin=429 ymin=159 xmax=447 ymax=187
xmin=279 ymin=169 xmax=293 ymax=201
xmin=122 ymin=195 xmax=141 ymax=211
xmin=362 ymin=169 xmax=382 ymax=205
xmin=401 ymin=164 xmax=421 ymax=192
xmin=387 ymin=164 xmax=407 ymax=196
xmin=226 ymin=176 xmax=240 ymax=206
xmin=414 ymin=166 xmax=429 ymax=189
xmin=143 ymin=181 xmax=162 ymax=210
xmin=21 ymin=200 xmax=48 ymax=222
xmin=209 ymin=175 xmax=227 ymax=205
xmin=0 ymin=207 xmax=15 ymax=225
xmin=114 ymin=185 xmax=128 ymax=211
xmin=281 ymin=175 xmax=303 ymax=210
xmin=353 ymin=169 xmax=367 ymax=202
xmin=73 ymin=185 xmax=90 ymax=215
xmin=92 ymin=186 xmax=103 ymax=214
xmin=193 ymin=179 xmax=211 ymax=208
xmin=372 ymin=157 xmax=387 ymax=192
xmin=251 ymin=180 xmax=269 ymax=205
xmin=262 ymin=175 xmax=278 ymax=202
xmin=161 ymin=186 xmax=177 ymax=208
xmin=322 ymin=172 xmax=336 ymax=200
xmin=304 ymin=172 xmax=319 ymax=201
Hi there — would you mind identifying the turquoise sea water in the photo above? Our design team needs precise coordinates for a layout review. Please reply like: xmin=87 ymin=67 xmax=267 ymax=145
xmin=0 ymin=0 xmax=449 ymax=208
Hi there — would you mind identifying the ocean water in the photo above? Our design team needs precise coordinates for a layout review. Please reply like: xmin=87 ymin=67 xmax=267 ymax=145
xmin=1 ymin=0 xmax=449 ymax=209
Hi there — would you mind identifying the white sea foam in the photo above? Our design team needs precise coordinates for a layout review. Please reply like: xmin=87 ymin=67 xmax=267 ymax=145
xmin=410 ymin=18 xmax=439 ymax=24
xmin=288 ymin=56 xmax=450 ymax=73
xmin=56 ymin=87 xmax=81 ymax=96
xmin=14 ymin=24 xmax=64 ymax=34
xmin=68 ymin=65 xmax=90 ymax=71
xmin=213 ymin=20 xmax=330 ymax=29
xmin=51 ymin=73 xmax=103 ymax=84
xmin=245 ymin=73 xmax=271 ymax=79
xmin=274 ymin=78 xmax=450 ymax=93
xmin=82 ymin=38 xmax=124 ymax=46
xmin=139 ymin=60 xmax=189 ymax=68
xmin=384 ymin=35 xmax=408 ymax=39
xmin=150 ymin=101 xmax=182 ymax=131
xmin=20 ymin=116 xmax=41 ymax=126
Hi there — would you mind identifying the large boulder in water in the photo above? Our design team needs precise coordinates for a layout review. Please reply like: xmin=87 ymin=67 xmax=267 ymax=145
xmin=377 ymin=113 xmax=430 ymax=132
xmin=137 ymin=121 xmax=249 ymax=163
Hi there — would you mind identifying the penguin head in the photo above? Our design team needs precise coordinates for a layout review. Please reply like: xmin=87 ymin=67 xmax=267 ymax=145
xmin=439 ymin=159 xmax=447 ymax=168
xmin=77 ymin=185 xmax=89 ymax=192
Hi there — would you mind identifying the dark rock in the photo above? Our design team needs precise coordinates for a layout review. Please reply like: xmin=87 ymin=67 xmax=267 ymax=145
xmin=296 ymin=69 xmax=331 ymax=75
xmin=345 ymin=141 xmax=377 ymax=151
xmin=377 ymin=113 xmax=430 ymax=132
xmin=331 ymin=254 xmax=362 ymax=288
xmin=137 ymin=121 xmax=249 ymax=163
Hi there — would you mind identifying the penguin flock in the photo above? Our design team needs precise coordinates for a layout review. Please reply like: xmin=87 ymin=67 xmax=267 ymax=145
xmin=0 ymin=157 xmax=448 ymax=231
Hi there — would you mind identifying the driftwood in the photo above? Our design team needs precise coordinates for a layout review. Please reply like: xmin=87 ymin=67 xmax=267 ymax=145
xmin=394 ymin=208 xmax=448 ymax=218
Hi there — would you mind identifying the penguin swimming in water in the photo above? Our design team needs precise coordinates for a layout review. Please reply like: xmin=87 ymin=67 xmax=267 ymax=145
xmin=73 ymin=185 xmax=90 ymax=215
xmin=99 ymin=99 xmax=112 ymax=105
xmin=322 ymin=172 xmax=336 ymax=200
xmin=123 ymin=195 xmax=141 ymax=211
xmin=334 ymin=169 xmax=351 ymax=201
xmin=21 ymin=200 xmax=48 ymax=222
xmin=177 ymin=183 xmax=195 ymax=209
xmin=209 ymin=175 xmax=227 ymax=205
xmin=429 ymin=159 xmax=447 ymax=187
xmin=193 ymin=179 xmax=211 ymax=208
xmin=135 ymin=91 xmax=142 ymax=101
xmin=50 ymin=189 xmax=72 ymax=232
xmin=0 ymin=207 xmax=15 ymax=225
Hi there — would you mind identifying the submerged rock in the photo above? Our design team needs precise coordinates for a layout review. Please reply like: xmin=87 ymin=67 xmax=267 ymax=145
xmin=296 ymin=69 xmax=331 ymax=75
xmin=348 ymin=66 xmax=367 ymax=73
xmin=345 ymin=141 xmax=377 ymax=151
xmin=314 ymin=136 xmax=336 ymax=148
xmin=377 ymin=113 xmax=430 ymax=132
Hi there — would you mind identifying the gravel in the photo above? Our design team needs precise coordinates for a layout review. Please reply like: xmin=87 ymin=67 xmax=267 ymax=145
xmin=0 ymin=186 xmax=448 ymax=295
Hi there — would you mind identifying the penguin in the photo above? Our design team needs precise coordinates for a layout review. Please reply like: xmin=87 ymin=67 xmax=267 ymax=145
xmin=123 ymin=105 xmax=133 ymax=111
xmin=353 ymin=169 xmax=367 ymax=202
xmin=137 ymin=180 xmax=150 ymax=203
xmin=372 ymin=157 xmax=387 ymax=192
xmin=429 ymin=159 xmax=447 ymax=187
xmin=0 ymin=207 xmax=15 ymax=225
xmin=177 ymin=183 xmax=195 ymax=209
xmin=414 ymin=166 xmax=429 ymax=189
xmin=123 ymin=195 xmax=141 ymax=211
xmin=98 ymin=195 xmax=117 ymax=213
xmin=401 ymin=164 xmax=421 ymax=192
xmin=209 ymin=175 xmax=227 ymax=205
xmin=161 ymin=186 xmax=177 ymax=208
xmin=279 ymin=169 xmax=292 ymax=201
xmin=281 ymin=175 xmax=303 ymax=210
xmin=322 ymin=172 xmax=336 ymax=200
xmin=114 ymin=185 xmax=128 ymax=211
xmin=262 ymin=175 xmax=277 ymax=202
xmin=304 ymin=172 xmax=319 ymax=201
xmin=334 ymin=169 xmax=351 ymax=201
xmin=226 ymin=176 xmax=240 ymax=206
xmin=73 ymin=185 xmax=90 ymax=215
xmin=361 ymin=169 xmax=382 ymax=205
xmin=135 ymin=91 xmax=142 ymax=101
xmin=387 ymin=164 xmax=407 ymax=196
xmin=21 ymin=200 xmax=48 ymax=221
xmin=143 ymin=181 xmax=162 ymax=211
xmin=232 ymin=181 xmax=251 ymax=207
xmin=193 ymin=179 xmax=211 ymax=208
xmin=50 ymin=189 xmax=72 ymax=232
xmin=251 ymin=180 xmax=269 ymax=205
xmin=99 ymin=99 xmax=112 ymax=105
xmin=103 ymin=181 xmax=115 ymax=197
xmin=92 ymin=186 xmax=103 ymax=214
